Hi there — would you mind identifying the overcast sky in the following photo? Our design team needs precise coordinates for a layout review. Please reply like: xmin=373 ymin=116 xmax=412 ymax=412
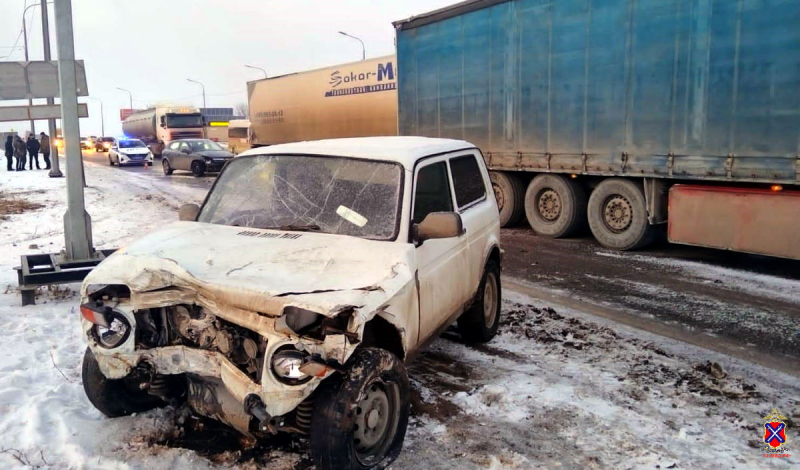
xmin=0 ymin=0 xmax=454 ymax=136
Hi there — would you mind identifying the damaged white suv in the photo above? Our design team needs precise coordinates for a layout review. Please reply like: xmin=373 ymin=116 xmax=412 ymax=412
xmin=79 ymin=137 xmax=501 ymax=469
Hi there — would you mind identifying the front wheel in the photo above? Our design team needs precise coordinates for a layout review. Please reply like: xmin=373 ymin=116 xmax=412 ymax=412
xmin=310 ymin=348 xmax=410 ymax=470
xmin=81 ymin=348 xmax=163 ymax=417
xmin=191 ymin=161 xmax=206 ymax=177
xmin=457 ymin=260 xmax=501 ymax=343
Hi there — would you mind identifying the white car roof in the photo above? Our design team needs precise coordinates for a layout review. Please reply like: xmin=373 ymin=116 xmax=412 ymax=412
xmin=238 ymin=137 xmax=477 ymax=168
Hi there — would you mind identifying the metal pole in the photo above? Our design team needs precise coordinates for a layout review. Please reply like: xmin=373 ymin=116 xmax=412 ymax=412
xmin=55 ymin=0 xmax=93 ymax=260
xmin=338 ymin=31 xmax=365 ymax=60
xmin=23 ymin=14 xmax=36 ymax=136
xmin=187 ymin=79 xmax=206 ymax=138
xmin=244 ymin=65 xmax=268 ymax=79
xmin=116 ymin=87 xmax=132 ymax=111
xmin=41 ymin=0 xmax=62 ymax=177
xmin=100 ymin=100 xmax=105 ymax=136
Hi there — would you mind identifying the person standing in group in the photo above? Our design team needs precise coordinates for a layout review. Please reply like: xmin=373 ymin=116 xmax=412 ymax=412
xmin=4 ymin=136 xmax=12 ymax=171
xmin=27 ymin=135 xmax=41 ymax=170
xmin=13 ymin=136 xmax=27 ymax=171
xmin=39 ymin=132 xmax=52 ymax=170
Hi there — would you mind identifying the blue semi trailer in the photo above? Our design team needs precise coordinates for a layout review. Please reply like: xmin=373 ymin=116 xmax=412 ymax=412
xmin=394 ymin=0 xmax=800 ymax=259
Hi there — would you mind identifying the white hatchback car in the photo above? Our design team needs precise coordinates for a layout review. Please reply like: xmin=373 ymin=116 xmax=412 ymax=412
xmin=108 ymin=138 xmax=154 ymax=166
xmin=79 ymin=137 xmax=501 ymax=469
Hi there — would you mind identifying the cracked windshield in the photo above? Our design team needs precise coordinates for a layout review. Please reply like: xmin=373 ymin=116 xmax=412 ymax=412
xmin=199 ymin=155 xmax=402 ymax=240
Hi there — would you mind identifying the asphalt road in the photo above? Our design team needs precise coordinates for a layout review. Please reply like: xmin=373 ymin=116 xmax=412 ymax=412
xmin=81 ymin=148 xmax=216 ymax=193
xmin=501 ymin=227 xmax=800 ymax=373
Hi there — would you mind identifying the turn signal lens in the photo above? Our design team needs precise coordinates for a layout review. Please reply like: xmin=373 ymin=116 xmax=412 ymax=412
xmin=771 ymin=185 xmax=783 ymax=192
xmin=80 ymin=305 xmax=109 ymax=327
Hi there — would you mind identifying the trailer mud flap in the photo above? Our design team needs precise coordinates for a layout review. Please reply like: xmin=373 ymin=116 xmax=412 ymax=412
xmin=668 ymin=185 xmax=800 ymax=260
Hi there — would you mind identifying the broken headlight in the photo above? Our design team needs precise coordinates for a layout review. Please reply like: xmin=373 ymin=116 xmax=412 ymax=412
xmin=271 ymin=348 xmax=311 ymax=385
xmin=90 ymin=311 xmax=131 ymax=349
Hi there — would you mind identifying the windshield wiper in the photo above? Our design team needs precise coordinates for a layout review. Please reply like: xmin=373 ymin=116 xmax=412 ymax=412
xmin=262 ymin=224 xmax=321 ymax=232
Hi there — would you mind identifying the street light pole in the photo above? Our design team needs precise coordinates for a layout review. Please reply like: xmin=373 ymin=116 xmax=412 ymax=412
xmin=187 ymin=78 xmax=206 ymax=137
xmin=244 ymin=64 xmax=268 ymax=79
xmin=87 ymin=97 xmax=105 ymax=136
xmin=40 ymin=0 xmax=62 ymax=177
xmin=116 ymin=87 xmax=133 ymax=111
xmin=338 ymin=31 xmax=365 ymax=60
xmin=22 ymin=4 xmax=38 ymax=135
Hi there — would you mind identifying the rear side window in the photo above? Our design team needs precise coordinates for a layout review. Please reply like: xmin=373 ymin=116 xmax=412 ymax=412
xmin=449 ymin=154 xmax=486 ymax=209
xmin=413 ymin=162 xmax=453 ymax=224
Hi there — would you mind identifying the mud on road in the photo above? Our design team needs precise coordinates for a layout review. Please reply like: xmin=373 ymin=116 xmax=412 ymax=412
xmin=142 ymin=296 xmax=798 ymax=469
xmin=500 ymin=228 xmax=800 ymax=364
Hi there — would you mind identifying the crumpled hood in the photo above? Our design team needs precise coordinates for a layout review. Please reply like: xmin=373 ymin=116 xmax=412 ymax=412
xmin=82 ymin=222 xmax=416 ymax=318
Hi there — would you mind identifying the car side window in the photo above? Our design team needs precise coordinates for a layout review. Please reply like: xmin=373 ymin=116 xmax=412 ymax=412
xmin=179 ymin=142 xmax=190 ymax=152
xmin=168 ymin=142 xmax=180 ymax=150
xmin=449 ymin=154 xmax=486 ymax=210
xmin=413 ymin=161 xmax=453 ymax=225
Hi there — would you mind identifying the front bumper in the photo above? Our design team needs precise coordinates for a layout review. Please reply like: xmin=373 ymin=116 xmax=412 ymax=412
xmin=203 ymin=160 xmax=228 ymax=172
xmin=118 ymin=153 xmax=153 ymax=165
xmin=82 ymin=303 xmax=337 ymax=425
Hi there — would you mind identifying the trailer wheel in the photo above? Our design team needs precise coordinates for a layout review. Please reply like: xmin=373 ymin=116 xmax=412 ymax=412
xmin=524 ymin=174 xmax=587 ymax=238
xmin=490 ymin=171 xmax=525 ymax=227
xmin=588 ymin=178 xmax=656 ymax=250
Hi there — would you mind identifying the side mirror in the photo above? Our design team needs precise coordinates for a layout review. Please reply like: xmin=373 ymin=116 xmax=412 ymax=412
xmin=414 ymin=212 xmax=464 ymax=244
xmin=179 ymin=203 xmax=200 ymax=221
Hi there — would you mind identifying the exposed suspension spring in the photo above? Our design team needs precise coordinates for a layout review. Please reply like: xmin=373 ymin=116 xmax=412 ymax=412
xmin=148 ymin=375 xmax=171 ymax=400
xmin=295 ymin=396 xmax=315 ymax=434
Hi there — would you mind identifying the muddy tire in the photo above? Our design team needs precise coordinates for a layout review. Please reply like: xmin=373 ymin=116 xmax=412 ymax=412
xmin=457 ymin=260 xmax=501 ymax=343
xmin=81 ymin=348 xmax=163 ymax=417
xmin=587 ymin=178 xmax=656 ymax=251
xmin=490 ymin=171 xmax=525 ymax=227
xmin=524 ymin=174 xmax=587 ymax=238
xmin=108 ymin=155 xmax=115 ymax=166
xmin=162 ymin=158 xmax=173 ymax=175
xmin=191 ymin=161 xmax=205 ymax=177
xmin=310 ymin=348 xmax=410 ymax=470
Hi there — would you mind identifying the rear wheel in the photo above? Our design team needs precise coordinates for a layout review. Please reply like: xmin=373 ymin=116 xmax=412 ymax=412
xmin=457 ymin=260 xmax=501 ymax=343
xmin=162 ymin=158 xmax=173 ymax=175
xmin=524 ymin=174 xmax=587 ymax=238
xmin=587 ymin=178 xmax=656 ymax=251
xmin=490 ymin=171 xmax=526 ymax=227
xmin=108 ymin=154 xmax=115 ymax=166
xmin=81 ymin=348 xmax=163 ymax=417
xmin=191 ymin=161 xmax=205 ymax=177
xmin=310 ymin=348 xmax=410 ymax=470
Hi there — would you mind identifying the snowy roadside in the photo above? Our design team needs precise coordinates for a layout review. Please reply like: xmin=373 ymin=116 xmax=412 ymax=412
xmin=0 ymin=164 xmax=797 ymax=469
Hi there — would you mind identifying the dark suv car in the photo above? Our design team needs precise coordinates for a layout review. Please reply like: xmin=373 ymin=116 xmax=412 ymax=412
xmin=95 ymin=137 xmax=115 ymax=152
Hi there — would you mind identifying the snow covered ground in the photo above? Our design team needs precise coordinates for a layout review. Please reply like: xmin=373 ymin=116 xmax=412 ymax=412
xmin=0 ymin=161 xmax=797 ymax=469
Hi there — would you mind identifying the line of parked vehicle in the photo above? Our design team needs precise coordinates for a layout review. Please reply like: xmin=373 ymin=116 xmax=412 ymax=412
xmin=83 ymin=135 xmax=235 ymax=177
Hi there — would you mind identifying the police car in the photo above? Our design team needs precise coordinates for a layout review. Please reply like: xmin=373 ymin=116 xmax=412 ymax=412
xmin=108 ymin=138 xmax=154 ymax=166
